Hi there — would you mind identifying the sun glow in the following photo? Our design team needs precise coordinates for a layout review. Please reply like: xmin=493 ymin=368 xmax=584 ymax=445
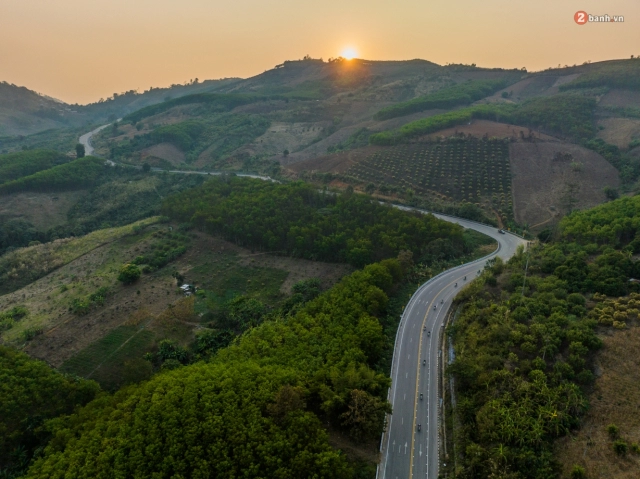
xmin=341 ymin=47 xmax=358 ymax=60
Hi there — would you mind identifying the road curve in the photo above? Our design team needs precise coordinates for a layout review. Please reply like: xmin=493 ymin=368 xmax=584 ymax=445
xmin=378 ymin=211 xmax=526 ymax=479
xmin=78 ymin=123 xmax=112 ymax=157
xmin=79 ymin=125 xmax=525 ymax=478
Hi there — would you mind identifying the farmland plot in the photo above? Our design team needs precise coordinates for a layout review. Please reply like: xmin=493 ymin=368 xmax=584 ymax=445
xmin=344 ymin=138 xmax=513 ymax=218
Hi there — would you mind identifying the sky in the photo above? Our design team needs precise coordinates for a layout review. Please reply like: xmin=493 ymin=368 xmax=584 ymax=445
xmin=1 ymin=0 xmax=638 ymax=104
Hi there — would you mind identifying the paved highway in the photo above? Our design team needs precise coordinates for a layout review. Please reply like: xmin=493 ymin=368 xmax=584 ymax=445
xmin=78 ymin=123 xmax=111 ymax=157
xmin=378 ymin=212 xmax=526 ymax=479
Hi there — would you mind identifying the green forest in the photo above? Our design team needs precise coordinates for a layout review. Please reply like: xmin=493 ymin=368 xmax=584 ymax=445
xmin=449 ymin=194 xmax=640 ymax=478
xmin=162 ymin=176 xmax=468 ymax=266
xmin=0 ymin=150 xmax=71 ymax=185
xmin=0 ymin=156 xmax=109 ymax=194
xmin=0 ymin=163 xmax=205 ymax=255
xmin=373 ymin=79 xmax=512 ymax=120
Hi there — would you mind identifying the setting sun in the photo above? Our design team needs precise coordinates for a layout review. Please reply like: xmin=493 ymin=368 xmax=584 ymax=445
xmin=341 ymin=47 xmax=358 ymax=60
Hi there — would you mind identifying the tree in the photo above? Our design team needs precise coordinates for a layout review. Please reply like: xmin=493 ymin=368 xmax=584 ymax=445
xmin=75 ymin=143 xmax=85 ymax=158
xmin=283 ymin=149 xmax=289 ymax=157
xmin=117 ymin=264 xmax=141 ymax=284
xmin=142 ymin=163 xmax=151 ymax=173
xmin=604 ymin=186 xmax=619 ymax=200
xmin=0 ymin=347 xmax=99 ymax=475
xmin=22 ymin=363 xmax=354 ymax=479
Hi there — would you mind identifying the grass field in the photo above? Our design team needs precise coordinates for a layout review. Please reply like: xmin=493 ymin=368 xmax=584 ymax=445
xmin=59 ymin=325 xmax=155 ymax=389
xmin=0 ymin=217 xmax=160 ymax=295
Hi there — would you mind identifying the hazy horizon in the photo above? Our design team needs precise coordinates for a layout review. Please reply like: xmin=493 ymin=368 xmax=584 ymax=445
xmin=2 ymin=0 xmax=638 ymax=105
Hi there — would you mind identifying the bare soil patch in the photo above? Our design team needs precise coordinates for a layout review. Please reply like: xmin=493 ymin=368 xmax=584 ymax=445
xmin=221 ymin=121 xmax=327 ymax=165
xmin=597 ymin=118 xmax=640 ymax=149
xmin=510 ymin=142 xmax=620 ymax=228
xmin=140 ymin=142 xmax=185 ymax=165
xmin=599 ymin=89 xmax=640 ymax=109
xmin=0 ymin=190 xmax=86 ymax=230
xmin=555 ymin=326 xmax=640 ymax=478
xmin=287 ymin=146 xmax=382 ymax=175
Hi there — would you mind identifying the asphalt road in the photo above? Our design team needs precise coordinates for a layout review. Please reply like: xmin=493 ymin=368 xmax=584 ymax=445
xmin=78 ymin=123 xmax=111 ymax=157
xmin=378 ymin=212 xmax=526 ymax=479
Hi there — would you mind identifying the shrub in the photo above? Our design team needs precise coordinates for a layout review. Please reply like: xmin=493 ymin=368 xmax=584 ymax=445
xmin=607 ymin=423 xmax=619 ymax=439
xmin=613 ymin=439 xmax=628 ymax=456
xmin=570 ymin=465 xmax=586 ymax=479
xmin=117 ymin=264 xmax=141 ymax=285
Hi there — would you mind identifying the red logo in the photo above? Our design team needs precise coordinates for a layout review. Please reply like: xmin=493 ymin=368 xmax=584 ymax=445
xmin=574 ymin=11 xmax=588 ymax=25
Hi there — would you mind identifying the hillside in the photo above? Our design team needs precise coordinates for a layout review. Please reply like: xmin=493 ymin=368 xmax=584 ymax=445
xmin=442 ymin=194 xmax=640 ymax=479
xmin=0 ymin=82 xmax=79 ymax=136
xmin=0 ymin=78 xmax=240 ymax=138
xmin=71 ymin=57 xmax=637 ymax=234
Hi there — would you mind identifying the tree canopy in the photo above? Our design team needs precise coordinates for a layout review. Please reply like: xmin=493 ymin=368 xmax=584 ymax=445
xmin=162 ymin=177 xmax=466 ymax=267
xmin=0 ymin=347 xmax=99 ymax=476
xmin=450 ymin=193 xmax=640 ymax=478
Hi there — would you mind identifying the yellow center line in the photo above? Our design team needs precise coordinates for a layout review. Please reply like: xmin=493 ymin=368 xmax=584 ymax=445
xmin=408 ymin=276 xmax=460 ymax=478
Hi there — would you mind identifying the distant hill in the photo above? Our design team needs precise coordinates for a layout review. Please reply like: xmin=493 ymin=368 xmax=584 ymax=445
xmin=0 ymin=82 xmax=80 ymax=136
xmin=0 ymin=78 xmax=241 ymax=137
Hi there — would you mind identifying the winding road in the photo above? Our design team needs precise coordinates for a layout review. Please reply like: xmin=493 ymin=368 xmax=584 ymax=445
xmin=78 ymin=122 xmax=273 ymax=181
xmin=378 ymin=215 xmax=526 ymax=479
xmin=80 ymin=124 xmax=526 ymax=478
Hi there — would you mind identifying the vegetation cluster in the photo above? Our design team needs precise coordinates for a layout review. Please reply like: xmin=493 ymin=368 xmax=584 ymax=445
xmin=371 ymin=93 xmax=597 ymax=144
xmin=110 ymin=114 xmax=270 ymax=164
xmin=559 ymin=61 xmax=640 ymax=92
xmin=0 ymin=347 xmax=100 ymax=478
xmin=374 ymin=79 xmax=512 ymax=120
xmin=449 ymin=194 xmax=640 ymax=478
xmin=162 ymin=177 xmax=468 ymax=267
xmin=0 ymin=150 xmax=70 ymax=185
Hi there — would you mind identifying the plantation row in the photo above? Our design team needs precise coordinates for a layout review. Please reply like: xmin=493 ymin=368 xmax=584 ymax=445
xmin=345 ymin=139 xmax=512 ymax=214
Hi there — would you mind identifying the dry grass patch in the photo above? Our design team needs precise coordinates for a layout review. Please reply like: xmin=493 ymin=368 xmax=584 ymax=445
xmin=0 ymin=217 xmax=160 ymax=295
xmin=596 ymin=117 xmax=640 ymax=149
xmin=510 ymin=142 xmax=620 ymax=228
xmin=0 ymin=190 xmax=87 ymax=230
xmin=555 ymin=325 xmax=640 ymax=478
